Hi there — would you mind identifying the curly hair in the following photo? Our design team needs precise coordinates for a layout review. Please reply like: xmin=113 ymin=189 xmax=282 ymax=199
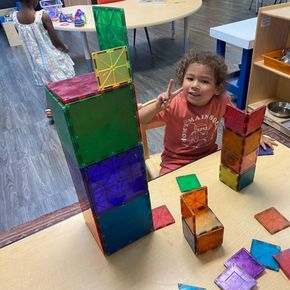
xmin=176 ymin=50 xmax=228 ymax=92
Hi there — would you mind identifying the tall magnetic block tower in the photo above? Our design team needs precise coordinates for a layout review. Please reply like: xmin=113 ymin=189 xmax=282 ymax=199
xmin=46 ymin=47 xmax=153 ymax=255
xmin=219 ymin=105 xmax=266 ymax=191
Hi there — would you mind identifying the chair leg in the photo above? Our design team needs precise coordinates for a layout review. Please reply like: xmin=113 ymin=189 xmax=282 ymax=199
xmin=249 ymin=0 xmax=254 ymax=10
xmin=144 ymin=27 xmax=153 ymax=55
xmin=133 ymin=28 xmax=136 ymax=47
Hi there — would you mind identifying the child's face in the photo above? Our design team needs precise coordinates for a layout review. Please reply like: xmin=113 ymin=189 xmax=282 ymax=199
xmin=182 ymin=63 xmax=221 ymax=107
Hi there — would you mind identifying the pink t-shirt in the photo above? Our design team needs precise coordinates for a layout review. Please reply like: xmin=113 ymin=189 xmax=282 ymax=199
xmin=153 ymin=92 xmax=232 ymax=175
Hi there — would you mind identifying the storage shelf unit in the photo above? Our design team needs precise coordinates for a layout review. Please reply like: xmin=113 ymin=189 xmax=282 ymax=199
xmin=247 ymin=3 xmax=290 ymax=137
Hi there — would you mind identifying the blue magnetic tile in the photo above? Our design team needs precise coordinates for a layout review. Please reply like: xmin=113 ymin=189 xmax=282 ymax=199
xmin=178 ymin=283 xmax=206 ymax=290
xmin=258 ymin=145 xmax=273 ymax=156
xmin=83 ymin=145 xmax=148 ymax=215
xmin=97 ymin=193 xmax=153 ymax=255
xmin=250 ymin=239 xmax=281 ymax=271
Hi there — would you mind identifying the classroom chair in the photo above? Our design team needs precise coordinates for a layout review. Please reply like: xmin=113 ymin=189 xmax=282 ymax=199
xmin=138 ymin=99 xmax=164 ymax=180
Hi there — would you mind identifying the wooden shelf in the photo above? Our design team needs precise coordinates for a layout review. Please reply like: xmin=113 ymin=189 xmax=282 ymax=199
xmin=253 ymin=60 xmax=290 ymax=79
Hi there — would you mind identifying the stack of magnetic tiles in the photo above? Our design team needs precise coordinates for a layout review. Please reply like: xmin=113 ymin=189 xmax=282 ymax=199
xmin=45 ymin=7 xmax=153 ymax=256
xmin=177 ymin=174 xmax=224 ymax=255
xmin=219 ymin=104 xmax=266 ymax=191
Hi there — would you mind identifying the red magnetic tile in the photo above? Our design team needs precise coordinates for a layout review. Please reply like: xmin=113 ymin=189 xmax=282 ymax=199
xmin=152 ymin=205 xmax=175 ymax=230
xmin=274 ymin=248 xmax=290 ymax=280
xmin=46 ymin=72 xmax=100 ymax=104
xmin=255 ymin=207 xmax=290 ymax=234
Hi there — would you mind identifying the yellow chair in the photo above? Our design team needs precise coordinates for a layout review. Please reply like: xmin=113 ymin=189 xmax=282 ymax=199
xmin=138 ymin=99 xmax=165 ymax=180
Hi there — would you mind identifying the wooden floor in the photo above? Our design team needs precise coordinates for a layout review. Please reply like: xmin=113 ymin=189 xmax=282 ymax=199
xmin=0 ymin=0 xmax=275 ymax=232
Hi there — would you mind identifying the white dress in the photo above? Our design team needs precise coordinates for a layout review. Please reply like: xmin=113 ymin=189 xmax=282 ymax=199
xmin=13 ymin=10 xmax=75 ymax=86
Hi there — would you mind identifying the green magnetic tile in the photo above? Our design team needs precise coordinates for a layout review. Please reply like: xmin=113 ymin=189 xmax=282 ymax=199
xmin=238 ymin=166 xmax=255 ymax=191
xmin=92 ymin=46 xmax=132 ymax=90
xmin=46 ymin=85 xmax=140 ymax=167
xmin=93 ymin=6 xmax=129 ymax=50
xmin=176 ymin=174 xmax=201 ymax=192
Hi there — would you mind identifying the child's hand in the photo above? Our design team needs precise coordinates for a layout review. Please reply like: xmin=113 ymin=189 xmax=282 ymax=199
xmin=156 ymin=79 xmax=183 ymax=111
xmin=60 ymin=44 xmax=69 ymax=53
xmin=260 ymin=135 xmax=278 ymax=150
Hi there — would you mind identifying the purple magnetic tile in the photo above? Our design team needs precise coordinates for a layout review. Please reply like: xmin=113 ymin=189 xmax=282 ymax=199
xmin=224 ymin=248 xmax=265 ymax=278
xmin=250 ymin=239 xmax=281 ymax=271
xmin=215 ymin=264 xmax=257 ymax=290
xmin=258 ymin=145 xmax=273 ymax=156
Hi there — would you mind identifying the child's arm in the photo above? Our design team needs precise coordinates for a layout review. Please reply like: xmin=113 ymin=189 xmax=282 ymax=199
xmin=139 ymin=79 xmax=183 ymax=124
xmin=42 ymin=13 xmax=69 ymax=52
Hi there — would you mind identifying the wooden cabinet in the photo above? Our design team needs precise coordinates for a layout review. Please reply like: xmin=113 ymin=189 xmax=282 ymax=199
xmin=247 ymin=3 xmax=290 ymax=137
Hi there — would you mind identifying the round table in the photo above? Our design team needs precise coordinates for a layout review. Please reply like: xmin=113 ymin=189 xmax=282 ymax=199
xmin=53 ymin=0 xmax=202 ymax=59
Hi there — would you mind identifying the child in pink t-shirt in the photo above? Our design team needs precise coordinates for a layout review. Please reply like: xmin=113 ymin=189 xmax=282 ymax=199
xmin=139 ymin=51 xmax=277 ymax=176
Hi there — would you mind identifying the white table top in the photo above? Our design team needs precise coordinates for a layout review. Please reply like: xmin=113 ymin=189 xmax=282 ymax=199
xmin=53 ymin=0 xmax=202 ymax=32
xmin=210 ymin=17 xmax=257 ymax=50
xmin=0 ymin=142 xmax=289 ymax=289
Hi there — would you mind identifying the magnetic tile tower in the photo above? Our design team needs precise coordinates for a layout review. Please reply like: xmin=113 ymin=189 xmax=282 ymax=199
xmin=180 ymin=186 xmax=224 ymax=255
xmin=45 ymin=7 xmax=153 ymax=255
xmin=219 ymin=104 xmax=266 ymax=191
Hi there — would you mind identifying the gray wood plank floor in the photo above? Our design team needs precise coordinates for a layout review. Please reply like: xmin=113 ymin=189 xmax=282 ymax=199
xmin=0 ymin=0 xmax=273 ymax=232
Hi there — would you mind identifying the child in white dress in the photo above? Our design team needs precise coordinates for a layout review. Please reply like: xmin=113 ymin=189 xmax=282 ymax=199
xmin=13 ymin=0 xmax=75 ymax=118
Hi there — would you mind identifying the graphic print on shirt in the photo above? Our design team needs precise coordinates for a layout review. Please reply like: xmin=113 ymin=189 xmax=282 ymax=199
xmin=181 ymin=114 xmax=219 ymax=148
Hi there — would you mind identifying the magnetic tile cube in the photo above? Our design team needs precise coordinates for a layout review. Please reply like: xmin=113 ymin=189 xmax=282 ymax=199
xmin=92 ymin=46 xmax=132 ymax=90
xmin=181 ymin=187 xmax=224 ymax=254
xmin=92 ymin=6 xmax=129 ymax=50
xmin=219 ymin=164 xmax=256 ymax=191
xmin=224 ymin=248 xmax=265 ymax=278
xmin=274 ymin=248 xmax=290 ymax=280
xmin=176 ymin=173 xmax=201 ymax=192
xmin=96 ymin=193 xmax=153 ymax=255
xmin=182 ymin=217 xmax=224 ymax=255
xmin=224 ymin=104 xmax=266 ymax=137
xmin=250 ymin=239 xmax=281 ymax=271
xmin=215 ymin=264 xmax=257 ymax=290
xmin=221 ymin=147 xmax=258 ymax=174
xmin=63 ymin=145 xmax=148 ymax=216
xmin=222 ymin=128 xmax=262 ymax=156
xmin=46 ymin=84 xmax=140 ymax=167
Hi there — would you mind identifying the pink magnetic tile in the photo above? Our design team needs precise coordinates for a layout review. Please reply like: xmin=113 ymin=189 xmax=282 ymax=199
xmin=274 ymin=248 xmax=290 ymax=280
xmin=152 ymin=205 xmax=175 ymax=230
xmin=215 ymin=264 xmax=256 ymax=290
xmin=255 ymin=207 xmax=290 ymax=234
xmin=46 ymin=72 xmax=100 ymax=104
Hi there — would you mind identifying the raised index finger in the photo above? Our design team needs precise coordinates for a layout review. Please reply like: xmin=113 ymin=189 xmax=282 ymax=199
xmin=166 ymin=79 xmax=174 ymax=96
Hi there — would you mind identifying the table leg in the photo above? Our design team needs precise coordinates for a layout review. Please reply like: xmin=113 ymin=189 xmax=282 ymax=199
xmin=80 ymin=32 xmax=91 ymax=60
xmin=184 ymin=17 xmax=189 ymax=55
xmin=236 ymin=48 xmax=253 ymax=110
xmin=171 ymin=21 xmax=176 ymax=40
xmin=216 ymin=39 xmax=226 ymax=57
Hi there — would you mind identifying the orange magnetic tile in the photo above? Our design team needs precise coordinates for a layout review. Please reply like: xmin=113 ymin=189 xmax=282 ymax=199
xmin=221 ymin=147 xmax=258 ymax=174
xmin=196 ymin=226 xmax=224 ymax=254
xmin=222 ymin=128 xmax=261 ymax=156
xmin=195 ymin=208 xmax=223 ymax=235
xmin=255 ymin=207 xmax=290 ymax=234
xmin=181 ymin=186 xmax=208 ymax=212
xmin=152 ymin=205 xmax=175 ymax=230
